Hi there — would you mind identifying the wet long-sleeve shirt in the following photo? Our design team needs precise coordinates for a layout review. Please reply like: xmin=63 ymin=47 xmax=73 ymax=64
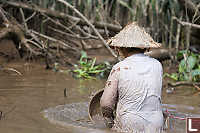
xmin=100 ymin=53 xmax=164 ymax=133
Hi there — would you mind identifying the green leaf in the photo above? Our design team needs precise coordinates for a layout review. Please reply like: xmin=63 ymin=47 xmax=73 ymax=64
xmin=89 ymin=70 xmax=105 ymax=74
xmin=80 ymin=51 xmax=87 ymax=59
xmin=187 ymin=56 xmax=197 ymax=70
xmin=191 ymin=69 xmax=200 ymax=77
xmin=170 ymin=73 xmax=179 ymax=81
xmin=183 ymin=72 xmax=189 ymax=81
xmin=179 ymin=59 xmax=186 ymax=73
xmin=163 ymin=73 xmax=178 ymax=81
xmin=177 ymin=50 xmax=187 ymax=59
xmin=90 ymin=58 xmax=96 ymax=70
xmin=163 ymin=73 xmax=170 ymax=78
xmin=72 ymin=51 xmax=112 ymax=79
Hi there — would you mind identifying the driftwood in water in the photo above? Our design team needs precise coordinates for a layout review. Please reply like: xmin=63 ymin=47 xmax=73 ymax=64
xmin=147 ymin=45 xmax=200 ymax=61
xmin=145 ymin=48 xmax=173 ymax=61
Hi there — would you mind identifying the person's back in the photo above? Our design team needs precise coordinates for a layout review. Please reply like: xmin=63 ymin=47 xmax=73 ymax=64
xmin=112 ymin=53 xmax=163 ymax=133
xmin=100 ymin=22 xmax=164 ymax=133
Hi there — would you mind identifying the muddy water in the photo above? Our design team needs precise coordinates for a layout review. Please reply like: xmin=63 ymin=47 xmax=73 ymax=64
xmin=0 ymin=61 xmax=200 ymax=133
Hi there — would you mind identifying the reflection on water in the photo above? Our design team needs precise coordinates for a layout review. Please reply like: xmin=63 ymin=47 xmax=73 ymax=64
xmin=0 ymin=61 xmax=199 ymax=133
xmin=43 ymin=102 xmax=109 ymax=130
xmin=43 ymin=103 xmax=91 ymax=127
xmin=43 ymin=103 xmax=200 ymax=133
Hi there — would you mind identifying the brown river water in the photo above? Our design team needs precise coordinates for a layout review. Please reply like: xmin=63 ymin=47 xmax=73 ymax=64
xmin=0 ymin=61 xmax=200 ymax=133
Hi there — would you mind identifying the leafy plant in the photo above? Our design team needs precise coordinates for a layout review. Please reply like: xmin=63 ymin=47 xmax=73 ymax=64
xmin=165 ymin=50 xmax=200 ymax=82
xmin=72 ymin=51 xmax=111 ymax=79
xmin=164 ymin=73 xmax=178 ymax=81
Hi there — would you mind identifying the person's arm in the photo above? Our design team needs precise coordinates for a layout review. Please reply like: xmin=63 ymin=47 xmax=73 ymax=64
xmin=100 ymin=66 xmax=119 ymax=128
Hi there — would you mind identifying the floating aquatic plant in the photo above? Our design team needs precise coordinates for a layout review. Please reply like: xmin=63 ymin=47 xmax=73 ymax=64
xmin=73 ymin=51 xmax=111 ymax=79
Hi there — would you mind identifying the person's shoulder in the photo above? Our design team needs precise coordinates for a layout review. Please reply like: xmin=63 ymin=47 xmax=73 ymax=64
xmin=112 ymin=61 xmax=123 ymax=70
xmin=148 ymin=57 xmax=163 ymax=71
xmin=146 ymin=56 xmax=162 ymax=68
xmin=147 ymin=56 xmax=161 ymax=64
xmin=112 ymin=59 xmax=130 ymax=71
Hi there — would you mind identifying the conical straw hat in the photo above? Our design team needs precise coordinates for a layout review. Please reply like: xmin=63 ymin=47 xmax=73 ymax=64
xmin=107 ymin=22 xmax=161 ymax=48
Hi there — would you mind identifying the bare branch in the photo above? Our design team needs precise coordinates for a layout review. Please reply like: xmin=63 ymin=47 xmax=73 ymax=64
xmin=5 ymin=1 xmax=122 ymax=32
xmin=74 ymin=26 xmax=98 ymax=39
xmin=48 ymin=27 xmax=95 ymax=40
xmin=173 ymin=17 xmax=200 ymax=29
xmin=21 ymin=39 xmax=42 ymax=55
xmin=175 ymin=15 xmax=182 ymax=53
xmin=0 ymin=7 xmax=42 ymax=55
xmin=19 ymin=8 xmax=44 ymax=50
xmin=25 ymin=11 xmax=36 ymax=22
xmin=31 ymin=30 xmax=78 ymax=52
xmin=41 ymin=13 xmax=76 ymax=35
xmin=0 ymin=7 xmax=9 ymax=24
xmin=26 ymin=39 xmax=43 ymax=49
xmin=57 ymin=0 xmax=118 ymax=59
xmin=178 ymin=0 xmax=200 ymax=18
xmin=19 ymin=8 xmax=28 ymax=30
xmin=2 ymin=67 xmax=22 ymax=75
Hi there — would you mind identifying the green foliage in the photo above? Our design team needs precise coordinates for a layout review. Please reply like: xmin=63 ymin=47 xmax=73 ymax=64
xmin=165 ymin=50 xmax=200 ymax=82
xmin=72 ymin=51 xmax=111 ymax=79
xmin=164 ymin=73 xmax=178 ymax=81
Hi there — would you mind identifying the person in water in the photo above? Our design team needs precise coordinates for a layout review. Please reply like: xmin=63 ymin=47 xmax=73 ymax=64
xmin=100 ymin=22 xmax=164 ymax=133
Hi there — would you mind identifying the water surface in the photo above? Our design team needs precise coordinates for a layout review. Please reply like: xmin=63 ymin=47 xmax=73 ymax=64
xmin=0 ymin=61 xmax=199 ymax=133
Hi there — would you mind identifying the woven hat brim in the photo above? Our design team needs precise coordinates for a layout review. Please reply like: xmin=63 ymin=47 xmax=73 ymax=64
xmin=107 ymin=22 xmax=161 ymax=48
xmin=108 ymin=39 xmax=161 ymax=48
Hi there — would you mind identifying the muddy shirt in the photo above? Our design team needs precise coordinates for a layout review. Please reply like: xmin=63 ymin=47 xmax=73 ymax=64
xmin=100 ymin=53 xmax=164 ymax=133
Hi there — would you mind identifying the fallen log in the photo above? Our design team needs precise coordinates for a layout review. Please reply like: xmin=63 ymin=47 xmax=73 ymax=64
xmin=145 ymin=48 xmax=173 ymax=61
